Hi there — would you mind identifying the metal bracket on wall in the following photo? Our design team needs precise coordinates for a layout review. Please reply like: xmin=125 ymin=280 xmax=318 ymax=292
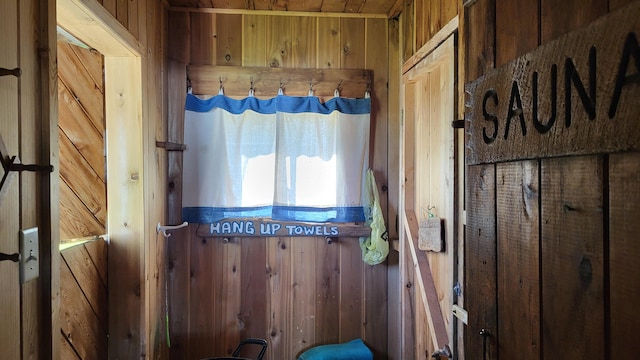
xmin=0 ymin=134 xmax=53 ymax=206
xmin=451 ymin=119 xmax=465 ymax=129
xmin=155 ymin=141 xmax=187 ymax=151
xmin=0 ymin=252 xmax=20 ymax=262
xmin=0 ymin=67 xmax=21 ymax=77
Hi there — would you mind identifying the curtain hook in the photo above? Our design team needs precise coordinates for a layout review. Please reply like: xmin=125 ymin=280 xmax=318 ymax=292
xmin=308 ymin=80 xmax=314 ymax=97
xmin=364 ymin=80 xmax=371 ymax=98
xmin=278 ymin=80 xmax=284 ymax=96
xmin=334 ymin=80 xmax=343 ymax=98
xmin=249 ymin=76 xmax=255 ymax=97
xmin=218 ymin=76 xmax=224 ymax=96
xmin=187 ymin=77 xmax=192 ymax=94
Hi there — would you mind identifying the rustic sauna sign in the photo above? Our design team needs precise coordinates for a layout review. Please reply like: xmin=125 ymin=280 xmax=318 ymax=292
xmin=465 ymin=2 xmax=640 ymax=165
xmin=195 ymin=218 xmax=371 ymax=238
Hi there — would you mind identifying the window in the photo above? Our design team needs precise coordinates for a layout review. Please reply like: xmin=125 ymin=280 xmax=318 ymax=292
xmin=182 ymin=93 xmax=371 ymax=224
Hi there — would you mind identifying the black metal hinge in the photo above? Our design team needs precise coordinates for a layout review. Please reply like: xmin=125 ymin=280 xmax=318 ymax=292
xmin=451 ymin=119 xmax=465 ymax=129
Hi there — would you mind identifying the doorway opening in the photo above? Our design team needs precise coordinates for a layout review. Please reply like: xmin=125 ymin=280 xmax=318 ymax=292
xmin=56 ymin=0 xmax=144 ymax=357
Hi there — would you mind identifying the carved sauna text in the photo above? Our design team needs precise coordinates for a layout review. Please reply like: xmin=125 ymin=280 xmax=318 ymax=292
xmin=481 ymin=32 xmax=639 ymax=144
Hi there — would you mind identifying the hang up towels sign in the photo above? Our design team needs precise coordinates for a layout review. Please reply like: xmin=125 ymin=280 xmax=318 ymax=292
xmin=192 ymin=218 xmax=372 ymax=238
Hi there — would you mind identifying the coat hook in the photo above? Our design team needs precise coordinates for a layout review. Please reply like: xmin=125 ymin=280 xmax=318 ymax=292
xmin=325 ymin=236 xmax=338 ymax=244
xmin=278 ymin=80 xmax=284 ymax=95
xmin=308 ymin=80 xmax=314 ymax=96
xmin=0 ymin=68 xmax=21 ymax=77
xmin=0 ymin=151 xmax=53 ymax=196
xmin=334 ymin=80 xmax=343 ymax=97
xmin=218 ymin=76 xmax=225 ymax=95
xmin=157 ymin=221 xmax=189 ymax=238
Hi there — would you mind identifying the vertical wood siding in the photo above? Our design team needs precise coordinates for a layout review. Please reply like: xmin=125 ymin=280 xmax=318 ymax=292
xmin=609 ymin=152 xmax=640 ymax=357
xmin=497 ymin=161 xmax=540 ymax=359
xmin=1 ymin=0 xmax=21 ymax=358
xmin=166 ymin=12 xmax=390 ymax=360
xmin=401 ymin=0 xmax=458 ymax=63
xmin=464 ymin=0 xmax=640 ymax=358
xmin=2 ymin=0 xmax=58 ymax=358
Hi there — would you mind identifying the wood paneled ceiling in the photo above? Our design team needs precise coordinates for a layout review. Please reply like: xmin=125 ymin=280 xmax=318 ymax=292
xmin=167 ymin=0 xmax=403 ymax=18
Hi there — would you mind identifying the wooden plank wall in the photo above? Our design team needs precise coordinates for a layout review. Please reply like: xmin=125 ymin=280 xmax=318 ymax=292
xmin=60 ymin=240 xmax=108 ymax=359
xmin=401 ymin=0 xmax=459 ymax=64
xmin=2 ymin=0 xmax=166 ymax=358
xmin=1 ymin=2 xmax=23 ymax=359
xmin=0 ymin=0 xmax=57 ymax=358
xmin=57 ymin=42 xmax=106 ymax=242
xmin=464 ymin=0 xmax=640 ymax=359
xmin=166 ymin=11 xmax=391 ymax=360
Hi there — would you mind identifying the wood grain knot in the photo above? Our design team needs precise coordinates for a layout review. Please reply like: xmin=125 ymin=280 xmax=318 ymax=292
xmin=579 ymin=256 xmax=593 ymax=285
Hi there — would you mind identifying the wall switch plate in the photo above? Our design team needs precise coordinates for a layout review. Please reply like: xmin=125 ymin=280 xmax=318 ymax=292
xmin=452 ymin=304 xmax=468 ymax=325
xmin=19 ymin=227 xmax=39 ymax=283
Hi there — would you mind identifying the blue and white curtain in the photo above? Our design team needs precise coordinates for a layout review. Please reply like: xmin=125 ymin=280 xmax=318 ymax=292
xmin=182 ymin=93 xmax=371 ymax=223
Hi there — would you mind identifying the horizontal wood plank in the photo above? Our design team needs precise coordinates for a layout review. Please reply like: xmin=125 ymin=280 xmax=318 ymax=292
xmin=168 ymin=6 xmax=389 ymax=18
xmin=195 ymin=219 xmax=371 ymax=238
xmin=188 ymin=65 xmax=372 ymax=99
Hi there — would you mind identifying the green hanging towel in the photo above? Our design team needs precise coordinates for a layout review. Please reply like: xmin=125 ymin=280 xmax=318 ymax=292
xmin=359 ymin=169 xmax=389 ymax=265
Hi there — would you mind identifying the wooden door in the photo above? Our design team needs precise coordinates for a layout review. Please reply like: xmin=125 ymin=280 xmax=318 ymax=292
xmin=464 ymin=1 xmax=640 ymax=358
xmin=401 ymin=34 xmax=460 ymax=357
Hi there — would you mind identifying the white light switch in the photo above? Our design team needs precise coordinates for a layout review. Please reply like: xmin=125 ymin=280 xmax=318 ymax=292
xmin=19 ymin=227 xmax=39 ymax=283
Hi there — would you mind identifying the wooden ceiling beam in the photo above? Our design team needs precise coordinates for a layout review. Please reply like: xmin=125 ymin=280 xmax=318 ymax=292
xmin=168 ymin=5 xmax=389 ymax=18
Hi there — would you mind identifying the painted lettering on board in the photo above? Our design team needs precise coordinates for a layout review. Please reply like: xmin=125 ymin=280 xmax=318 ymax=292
xmin=209 ymin=220 xmax=340 ymax=237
